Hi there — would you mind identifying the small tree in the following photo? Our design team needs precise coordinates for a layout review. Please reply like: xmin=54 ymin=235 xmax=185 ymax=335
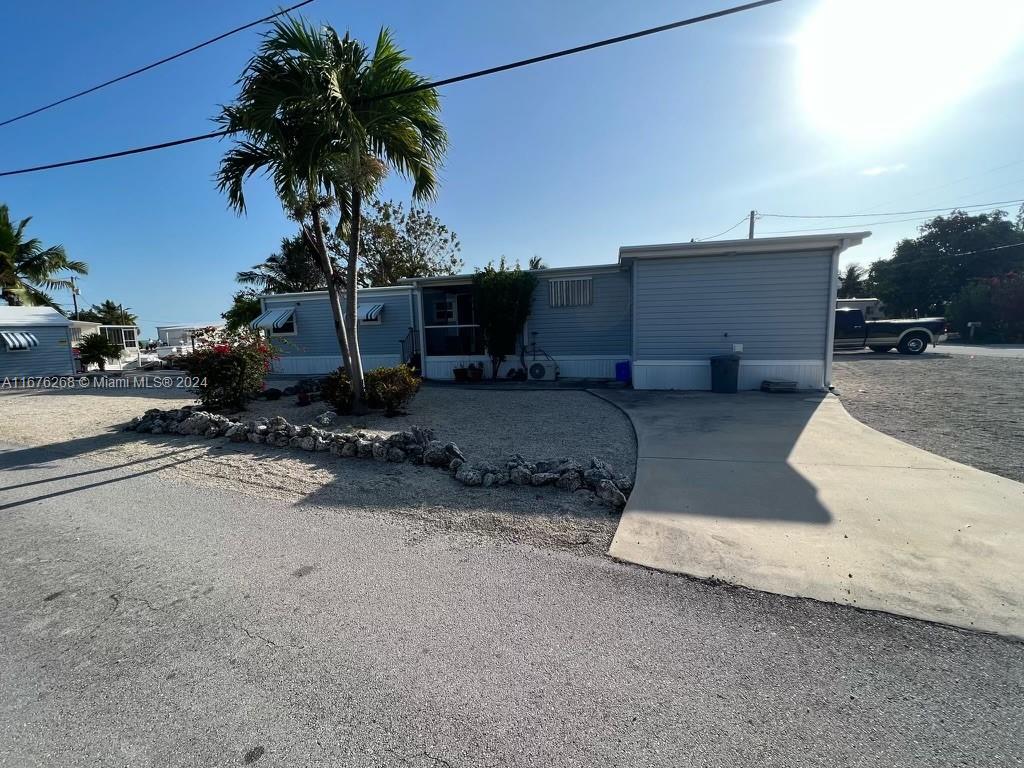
xmin=77 ymin=299 xmax=137 ymax=325
xmin=359 ymin=200 xmax=462 ymax=286
xmin=837 ymin=263 xmax=865 ymax=298
xmin=77 ymin=333 xmax=120 ymax=371
xmin=221 ymin=290 xmax=263 ymax=333
xmin=472 ymin=259 xmax=537 ymax=379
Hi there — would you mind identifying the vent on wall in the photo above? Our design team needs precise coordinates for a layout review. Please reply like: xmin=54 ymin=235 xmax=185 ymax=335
xmin=548 ymin=277 xmax=592 ymax=307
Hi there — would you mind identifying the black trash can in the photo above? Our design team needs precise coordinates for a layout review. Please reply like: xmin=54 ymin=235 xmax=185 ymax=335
xmin=709 ymin=354 xmax=741 ymax=393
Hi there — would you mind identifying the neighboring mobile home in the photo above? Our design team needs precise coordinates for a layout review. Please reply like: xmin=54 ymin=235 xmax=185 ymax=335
xmin=252 ymin=232 xmax=868 ymax=390
xmin=156 ymin=323 xmax=223 ymax=349
xmin=0 ymin=306 xmax=76 ymax=377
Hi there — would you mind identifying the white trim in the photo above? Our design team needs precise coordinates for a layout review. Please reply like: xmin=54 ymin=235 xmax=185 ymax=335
xmin=270 ymin=353 xmax=399 ymax=376
xmin=633 ymin=359 xmax=825 ymax=391
xmin=260 ymin=285 xmax=413 ymax=301
xmin=401 ymin=263 xmax=624 ymax=287
xmin=619 ymin=232 xmax=871 ymax=262
xmin=823 ymin=242 xmax=843 ymax=389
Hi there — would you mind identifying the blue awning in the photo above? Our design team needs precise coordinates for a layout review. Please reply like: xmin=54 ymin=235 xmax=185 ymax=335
xmin=358 ymin=303 xmax=384 ymax=322
xmin=1 ymin=331 xmax=39 ymax=350
xmin=250 ymin=307 xmax=295 ymax=331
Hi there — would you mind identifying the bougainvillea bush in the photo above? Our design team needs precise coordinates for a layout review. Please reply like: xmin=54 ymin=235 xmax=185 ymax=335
xmin=177 ymin=328 xmax=276 ymax=410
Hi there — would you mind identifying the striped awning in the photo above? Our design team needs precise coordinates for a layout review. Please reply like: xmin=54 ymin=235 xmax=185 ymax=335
xmin=358 ymin=303 xmax=384 ymax=322
xmin=0 ymin=331 xmax=39 ymax=350
xmin=250 ymin=307 xmax=295 ymax=331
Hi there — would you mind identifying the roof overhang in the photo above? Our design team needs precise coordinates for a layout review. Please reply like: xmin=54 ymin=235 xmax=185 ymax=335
xmin=618 ymin=232 xmax=871 ymax=263
xmin=262 ymin=285 xmax=413 ymax=301
xmin=399 ymin=263 xmax=625 ymax=287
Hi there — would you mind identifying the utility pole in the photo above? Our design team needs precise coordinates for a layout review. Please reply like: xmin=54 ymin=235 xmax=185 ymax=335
xmin=70 ymin=276 xmax=80 ymax=319
xmin=748 ymin=210 xmax=756 ymax=239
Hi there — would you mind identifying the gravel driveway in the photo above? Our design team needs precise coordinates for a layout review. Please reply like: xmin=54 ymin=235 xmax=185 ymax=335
xmin=832 ymin=352 xmax=1024 ymax=483
xmin=0 ymin=383 xmax=635 ymax=554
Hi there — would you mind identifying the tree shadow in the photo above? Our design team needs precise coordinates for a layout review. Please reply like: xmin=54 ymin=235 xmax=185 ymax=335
xmin=602 ymin=390 xmax=833 ymax=524
xmin=0 ymin=433 xmax=204 ymax=511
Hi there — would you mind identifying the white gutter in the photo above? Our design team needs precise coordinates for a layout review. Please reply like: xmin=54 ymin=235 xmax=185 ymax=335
xmin=823 ymin=238 xmax=849 ymax=390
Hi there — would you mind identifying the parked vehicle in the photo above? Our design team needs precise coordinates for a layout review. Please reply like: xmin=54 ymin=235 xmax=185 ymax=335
xmin=833 ymin=308 xmax=946 ymax=354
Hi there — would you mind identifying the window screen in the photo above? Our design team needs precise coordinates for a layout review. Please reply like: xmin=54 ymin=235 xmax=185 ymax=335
xmin=548 ymin=277 xmax=592 ymax=307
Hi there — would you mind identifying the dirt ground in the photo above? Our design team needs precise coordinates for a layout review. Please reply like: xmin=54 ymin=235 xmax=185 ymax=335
xmin=832 ymin=352 xmax=1024 ymax=484
xmin=0 ymin=381 xmax=636 ymax=555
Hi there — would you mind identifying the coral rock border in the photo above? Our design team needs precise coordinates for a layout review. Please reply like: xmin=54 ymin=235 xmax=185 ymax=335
xmin=125 ymin=407 xmax=632 ymax=508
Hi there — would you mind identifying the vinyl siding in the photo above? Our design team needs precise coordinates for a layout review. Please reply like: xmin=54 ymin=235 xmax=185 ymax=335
xmin=263 ymin=290 xmax=413 ymax=360
xmin=0 ymin=326 xmax=74 ymax=376
xmin=633 ymin=250 xmax=832 ymax=360
xmin=527 ymin=270 xmax=631 ymax=356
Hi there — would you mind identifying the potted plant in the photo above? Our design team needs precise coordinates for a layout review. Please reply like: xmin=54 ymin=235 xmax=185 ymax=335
xmin=452 ymin=363 xmax=469 ymax=383
xmin=466 ymin=362 xmax=484 ymax=382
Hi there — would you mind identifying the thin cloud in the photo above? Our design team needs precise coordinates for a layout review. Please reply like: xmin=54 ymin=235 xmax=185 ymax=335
xmin=860 ymin=163 xmax=907 ymax=176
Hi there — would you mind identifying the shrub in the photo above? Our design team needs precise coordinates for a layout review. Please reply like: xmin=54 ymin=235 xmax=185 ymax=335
xmin=365 ymin=364 xmax=420 ymax=416
xmin=177 ymin=328 xmax=276 ymax=410
xmin=472 ymin=258 xmax=537 ymax=379
xmin=76 ymin=333 xmax=121 ymax=371
xmin=322 ymin=364 xmax=419 ymax=416
xmin=321 ymin=368 xmax=354 ymax=414
xmin=946 ymin=272 xmax=1024 ymax=342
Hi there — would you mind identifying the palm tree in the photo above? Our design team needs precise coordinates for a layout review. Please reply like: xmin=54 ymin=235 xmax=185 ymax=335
xmin=237 ymin=234 xmax=335 ymax=293
xmin=0 ymin=203 xmax=87 ymax=308
xmin=528 ymin=256 xmax=547 ymax=270
xmin=78 ymin=300 xmax=137 ymax=325
xmin=216 ymin=17 xmax=446 ymax=411
xmin=838 ymin=264 xmax=866 ymax=298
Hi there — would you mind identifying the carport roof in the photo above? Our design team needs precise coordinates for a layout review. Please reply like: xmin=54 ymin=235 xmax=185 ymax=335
xmin=618 ymin=232 xmax=871 ymax=262
xmin=0 ymin=305 xmax=70 ymax=326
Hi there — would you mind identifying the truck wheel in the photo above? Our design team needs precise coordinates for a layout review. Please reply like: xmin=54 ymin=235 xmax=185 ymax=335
xmin=868 ymin=345 xmax=893 ymax=353
xmin=898 ymin=333 xmax=929 ymax=355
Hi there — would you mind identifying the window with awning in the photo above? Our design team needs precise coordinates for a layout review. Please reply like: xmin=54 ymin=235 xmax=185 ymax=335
xmin=358 ymin=303 xmax=384 ymax=323
xmin=251 ymin=307 xmax=296 ymax=334
xmin=0 ymin=331 xmax=39 ymax=350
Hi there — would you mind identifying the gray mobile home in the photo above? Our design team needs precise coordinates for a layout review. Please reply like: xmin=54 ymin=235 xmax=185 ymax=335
xmin=252 ymin=232 xmax=868 ymax=390
xmin=0 ymin=306 xmax=76 ymax=377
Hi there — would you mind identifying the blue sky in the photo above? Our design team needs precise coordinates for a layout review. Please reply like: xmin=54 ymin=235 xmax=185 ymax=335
xmin=3 ymin=0 xmax=1023 ymax=337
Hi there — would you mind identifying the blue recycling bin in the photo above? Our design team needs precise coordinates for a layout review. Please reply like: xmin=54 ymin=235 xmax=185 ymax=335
xmin=615 ymin=360 xmax=631 ymax=382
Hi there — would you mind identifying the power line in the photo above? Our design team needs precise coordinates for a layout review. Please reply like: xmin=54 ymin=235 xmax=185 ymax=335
xmin=697 ymin=215 xmax=752 ymax=241
xmin=0 ymin=0 xmax=784 ymax=178
xmin=760 ymin=215 xmax=937 ymax=235
xmin=858 ymin=240 xmax=1024 ymax=271
xmin=760 ymin=197 xmax=1024 ymax=220
xmin=0 ymin=0 xmax=317 ymax=129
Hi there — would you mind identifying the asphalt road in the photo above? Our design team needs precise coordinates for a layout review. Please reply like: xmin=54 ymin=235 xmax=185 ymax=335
xmin=932 ymin=343 xmax=1024 ymax=358
xmin=2 ymin=441 xmax=1022 ymax=767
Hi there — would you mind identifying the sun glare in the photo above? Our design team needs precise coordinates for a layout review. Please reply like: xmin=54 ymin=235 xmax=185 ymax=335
xmin=797 ymin=0 xmax=1024 ymax=145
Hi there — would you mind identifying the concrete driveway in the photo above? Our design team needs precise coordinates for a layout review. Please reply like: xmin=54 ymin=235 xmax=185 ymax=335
xmin=601 ymin=391 xmax=1024 ymax=637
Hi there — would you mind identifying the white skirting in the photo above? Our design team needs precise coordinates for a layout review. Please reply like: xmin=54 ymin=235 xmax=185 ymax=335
xmin=632 ymin=359 xmax=825 ymax=391
xmin=270 ymin=354 xmax=399 ymax=376
xmin=422 ymin=355 xmax=628 ymax=381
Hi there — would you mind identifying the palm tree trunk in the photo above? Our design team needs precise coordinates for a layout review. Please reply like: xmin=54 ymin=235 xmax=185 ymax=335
xmin=346 ymin=185 xmax=368 ymax=414
xmin=304 ymin=208 xmax=356 ymax=383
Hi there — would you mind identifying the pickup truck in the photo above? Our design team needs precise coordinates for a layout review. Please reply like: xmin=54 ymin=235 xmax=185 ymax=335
xmin=833 ymin=308 xmax=946 ymax=354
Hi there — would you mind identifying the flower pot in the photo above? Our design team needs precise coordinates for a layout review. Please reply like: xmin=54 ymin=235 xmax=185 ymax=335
xmin=467 ymin=366 xmax=484 ymax=382
xmin=452 ymin=367 xmax=469 ymax=383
